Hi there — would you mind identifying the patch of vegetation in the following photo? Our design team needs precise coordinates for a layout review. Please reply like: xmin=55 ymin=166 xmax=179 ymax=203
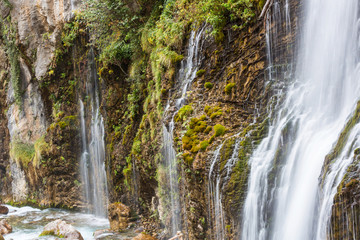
xmin=224 ymin=82 xmax=236 ymax=94
xmin=196 ymin=69 xmax=206 ymax=77
xmin=214 ymin=124 xmax=226 ymax=136
xmin=10 ymin=140 xmax=35 ymax=168
xmin=323 ymin=101 xmax=360 ymax=176
xmin=0 ymin=16 xmax=22 ymax=106
xmin=175 ymin=105 xmax=193 ymax=122
xmin=204 ymin=82 xmax=213 ymax=90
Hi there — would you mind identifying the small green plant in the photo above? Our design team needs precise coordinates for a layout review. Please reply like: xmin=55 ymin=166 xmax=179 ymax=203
xmin=200 ymin=140 xmax=209 ymax=151
xmin=225 ymin=83 xmax=236 ymax=94
xmin=214 ymin=124 xmax=226 ymax=137
xmin=204 ymin=82 xmax=213 ymax=90
xmin=175 ymin=105 xmax=193 ymax=122
xmin=196 ymin=69 xmax=206 ymax=77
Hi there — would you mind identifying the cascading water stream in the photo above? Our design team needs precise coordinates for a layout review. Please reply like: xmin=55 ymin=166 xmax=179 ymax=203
xmin=241 ymin=1 xmax=360 ymax=240
xmin=162 ymin=26 xmax=205 ymax=236
xmin=79 ymin=50 xmax=109 ymax=218
xmin=208 ymin=138 xmax=240 ymax=240
xmin=208 ymin=144 xmax=225 ymax=240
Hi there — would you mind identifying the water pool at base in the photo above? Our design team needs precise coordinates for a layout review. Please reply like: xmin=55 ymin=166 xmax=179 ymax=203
xmin=1 ymin=205 xmax=136 ymax=240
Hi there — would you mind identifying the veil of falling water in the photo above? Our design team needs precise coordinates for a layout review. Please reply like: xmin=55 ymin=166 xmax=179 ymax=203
xmin=79 ymin=49 xmax=109 ymax=218
xmin=162 ymin=26 xmax=205 ymax=236
xmin=241 ymin=0 xmax=360 ymax=240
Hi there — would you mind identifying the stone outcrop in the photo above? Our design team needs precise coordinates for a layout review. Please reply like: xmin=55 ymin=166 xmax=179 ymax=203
xmin=0 ymin=219 xmax=12 ymax=235
xmin=108 ymin=202 xmax=131 ymax=231
xmin=40 ymin=219 xmax=84 ymax=240
xmin=0 ymin=206 xmax=9 ymax=215
xmin=132 ymin=233 xmax=158 ymax=240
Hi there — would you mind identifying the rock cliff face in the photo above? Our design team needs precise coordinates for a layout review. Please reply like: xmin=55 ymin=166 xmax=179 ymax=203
xmin=0 ymin=0 xmax=82 ymax=207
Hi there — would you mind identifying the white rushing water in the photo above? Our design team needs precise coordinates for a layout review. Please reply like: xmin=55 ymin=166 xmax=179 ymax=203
xmin=241 ymin=1 xmax=360 ymax=240
xmin=162 ymin=26 xmax=205 ymax=235
xmin=208 ymin=137 xmax=241 ymax=240
xmin=0 ymin=205 xmax=137 ymax=240
xmin=79 ymin=50 xmax=108 ymax=218
xmin=208 ymin=144 xmax=225 ymax=240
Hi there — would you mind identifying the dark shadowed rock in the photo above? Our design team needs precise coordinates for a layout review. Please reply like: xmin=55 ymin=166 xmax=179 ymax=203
xmin=0 ymin=206 xmax=9 ymax=215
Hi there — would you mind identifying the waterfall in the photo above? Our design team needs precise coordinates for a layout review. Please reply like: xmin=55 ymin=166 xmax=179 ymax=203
xmin=208 ymin=144 xmax=225 ymax=240
xmin=208 ymin=138 xmax=240 ymax=240
xmin=241 ymin=0 xmax=360 ymax=240
xmin=161 ymin=26 xmax=205 ymax=236
xmin=79 ymin=49 xmax=108 ymax=217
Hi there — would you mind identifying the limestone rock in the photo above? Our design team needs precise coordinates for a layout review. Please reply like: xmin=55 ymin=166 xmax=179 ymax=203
xmin=0 ymin=206 xmax=9 ymax=215
xmin=0 ymin=219 xmax=12 ymax=235
xmin=132 ymin=233 xmax=158 ymax=240
xmin=41 ymin=219 xmax=83 ymax=240
xmin=108 ymin=202 xmax=131 ymax=231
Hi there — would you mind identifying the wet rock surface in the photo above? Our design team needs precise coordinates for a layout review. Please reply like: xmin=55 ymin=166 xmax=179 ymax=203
xmin=41 ymin=219 xmax=84 ymax=240
xmin=0 ymin=219 xmax=12 ymax=235
xmin=0 ymin=206 xmax=9 ymax=215
xmin=109 ymin=202 xmax=131 ymax=231
xmin=132 ymin=233 xmax=158 ymax=240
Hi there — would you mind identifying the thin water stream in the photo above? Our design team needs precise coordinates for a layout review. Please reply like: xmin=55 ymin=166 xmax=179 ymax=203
xmin=162 ymin=26 xmax=205 ymax=236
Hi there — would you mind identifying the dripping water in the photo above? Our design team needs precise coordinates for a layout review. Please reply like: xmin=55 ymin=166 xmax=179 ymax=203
xmin=79 ymin=49 xmax=109 ymax=217
xmin=161 ymin=26 xmax=205 ymax=236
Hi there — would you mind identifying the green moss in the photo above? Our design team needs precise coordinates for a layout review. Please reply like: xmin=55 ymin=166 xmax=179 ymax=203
xmin=204 ymin=106 xmax=211 ymax=115
xmin=354 ymin=148 xmax=360 ymax=155
xmin=196 ymin=69 xmax=206 ymax=77
xmin=199 ymin=115 xmax=207 ymax=121
xmin=194 ymin=121 xmax=207 ymax=133
xmin=204 ymin=82 xmax=213 ymax=89
xmin=200 ymin=140 xmax=209 ymax=151
xmin=191 ymin=144 xmax=200 ymax=153
xmin=210 ymin=110 xmax=223 ymax=120
xmin=39 ymin=230 xmax=65 ymax=238
xmin=209 ymin=134 xmax=216 ymax=144
xmin=204 ymin=126 xmax=213 ymax=134
xmin=214 ymin=124 xmax=226 ymax=137
xmin=224 ymin=82 xmax=236 ymax=95
xmin=325 ymin=101 xmax=360 ymax=166
xmin=33 ymin=136 xmax=50 ymax=167
xmin=0 ymin=17 xmax=21 ymax=106
xmin=183 ymin=152 xmax=194 ymax=165
xmin=175 ymin=105 xmax=193 ymax=122
xmin=10 ymin=140 xmax=35 ymax=168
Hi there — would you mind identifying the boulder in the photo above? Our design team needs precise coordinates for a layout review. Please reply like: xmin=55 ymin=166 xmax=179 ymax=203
xmin=132 ymin=233 xmax=158 ymax=240
xmin=108 ymin=202 xmax=131 ymax=231
xmin=40 ymin=219 xmax=83 ymax=240
xmin=0 ymin=219 xmax=12 ymax=235
xmin=0 ymin=206 xmax=8 ymax=215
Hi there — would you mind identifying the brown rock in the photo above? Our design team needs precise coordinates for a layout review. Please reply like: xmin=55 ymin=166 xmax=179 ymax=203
xmin=0 ymin=219 xmax=12 ymax=235
xmin=108 ymin=202 xmax=131 ymax=231
xmin=0 ymin=206 xmax=8 ymax=215
xmin=132 ymin=233 xmax=158 ymax=240
xmin=41 ymin=219 xmax=83 ymax=240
